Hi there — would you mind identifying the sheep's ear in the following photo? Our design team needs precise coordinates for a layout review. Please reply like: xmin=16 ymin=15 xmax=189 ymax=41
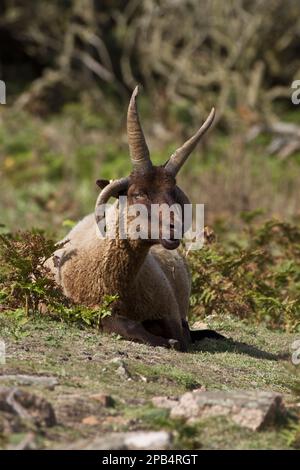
xmin=96 ymin=179 xmax=127 ymax=198
xmin=96 ymin=179 xmax=110 ymax=190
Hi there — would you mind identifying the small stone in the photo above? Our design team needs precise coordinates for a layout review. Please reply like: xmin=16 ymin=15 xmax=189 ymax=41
xmin=82 ymin=415 xmax=99 ymax=426
xmin=117 ymin=351 xmax=128 ymax=357
xmin=110 ymin=357 xmax=123 ymax=365
xmin=109 ymin=358 xmax=131 ymax=379
xmin=191 ymin=321 xmax=208 ymax=330
xmin=117 ymin=364 xmax=132 ymax=380
xmin=0 ymin=375 xmax=58 ymax=390
xmin=90 ymin=393 xmax=115 ymax=407
xmin=192 ymin=386 xmax=207 ymax=393
xmin=137 ymin=373 xmax=147 ymax=383
xmin=152 ymin=396 xmax=178 ymax=409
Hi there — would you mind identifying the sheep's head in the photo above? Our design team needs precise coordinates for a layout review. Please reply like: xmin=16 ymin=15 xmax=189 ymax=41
xmin=96 ymin=86 xmax=215 ymax=250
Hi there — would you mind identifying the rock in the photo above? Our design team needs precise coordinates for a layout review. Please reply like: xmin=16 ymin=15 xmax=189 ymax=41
xmin=0 ymin=386 xmax=56 ymax=428
xmin=0 ymin=374 xmax=58 ymax=390
xmin=109 ymin=357 xmax=123 ymax=364
xmin=64 ymin=431 xmax=172 ymax=450
xmin=117 ymin=363 xmax=132 ymax=380
xmin=0 ymin=411 xmax=22 ymax=434
xmin=137 ymin=373 xmax=148 ymax=383
xmin=124 ymin=431 xmax=171 ymax=450
xmin=169 ymin=390 xmax=286 ymax=431
xmin=152 ymin=396 xmax=178 ymax=409
xmin=117 ymin=351 xmax=128 ymax=357
xmin=81 ymin=415 xmax=99 ymax=426
xmin=90 ymin=393 xmax=115 ymax=407
xmin=192 ymin=386 xmax=207 ymax=392
xmin=9 ymin=432 xmax=37 ymax=450
xmin=110 ymin=358 xmax=132 ymax=380
xmin=152 ymin=387 xmax=206 ymax=410
xmin=191 ymin=321 xmax=208 ymax=330
xmin=54 ymin=394 xmax=95 ymax=423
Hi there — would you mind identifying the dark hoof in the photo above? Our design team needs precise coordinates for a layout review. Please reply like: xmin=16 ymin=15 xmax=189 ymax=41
xmin=190 ymin=329 xmax=226 ymax=343
xmin=167 ymin=339 xmax=181 ymax=351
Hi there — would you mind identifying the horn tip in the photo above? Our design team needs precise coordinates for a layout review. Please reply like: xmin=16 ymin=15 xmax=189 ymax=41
xmin=128 ymin=85 xmax=140 ymax=111
xmin=206 ymin=107 xmax=216 ymax=127
xmin=132 ymin=85 xmax=139 ymax=99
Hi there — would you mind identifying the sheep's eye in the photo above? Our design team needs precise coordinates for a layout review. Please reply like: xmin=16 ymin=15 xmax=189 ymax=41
xmin=133 ymin=192 xmax=146 ymax=200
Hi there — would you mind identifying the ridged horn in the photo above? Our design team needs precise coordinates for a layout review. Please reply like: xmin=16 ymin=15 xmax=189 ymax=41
xmin=95 ymin=177 xmax=129 ymax=237
xmin=95 ymin=177 xmax=129 ymax=207
xmin=165 ymin=107 xmax=215 ymax=176
xmin=127 ymin=85 xmax=152 ymax=172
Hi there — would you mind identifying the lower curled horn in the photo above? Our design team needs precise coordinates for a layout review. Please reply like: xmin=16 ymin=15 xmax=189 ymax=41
xmin=175 ymin=186 xmax=190 ymax=208
xmin=95 ymin=177 xmax=129 ymax=237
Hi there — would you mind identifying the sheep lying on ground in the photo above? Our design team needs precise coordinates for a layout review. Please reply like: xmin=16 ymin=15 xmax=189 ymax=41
xmin=46 ymin=87 xmax=223 ymax=351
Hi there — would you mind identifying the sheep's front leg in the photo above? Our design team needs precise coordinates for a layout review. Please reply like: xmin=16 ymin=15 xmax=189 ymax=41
xmin=100 ymin=315 xmax=181 ymax=350
xmin=143 ymin=318 xmax=190 ymax=352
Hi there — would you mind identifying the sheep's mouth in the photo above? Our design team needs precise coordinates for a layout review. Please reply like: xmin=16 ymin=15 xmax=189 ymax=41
xmin=160 ymin=239 xmax=180 ymax=250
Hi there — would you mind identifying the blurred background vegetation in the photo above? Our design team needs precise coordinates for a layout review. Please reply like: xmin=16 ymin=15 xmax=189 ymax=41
xmin=1 ymin=0 xmax=300 ymax=329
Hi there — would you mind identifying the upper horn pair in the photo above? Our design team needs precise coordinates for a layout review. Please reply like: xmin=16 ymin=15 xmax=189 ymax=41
xmin=97 ymin=85 xmax=215 ymax=206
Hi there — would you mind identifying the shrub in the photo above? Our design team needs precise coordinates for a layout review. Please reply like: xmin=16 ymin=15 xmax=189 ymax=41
xmin=0 ymin=229 xmax=65 ymax=313
xmin=0 ymin=229 xmax=117 ymax=327
xmin=188 ymin=219 xmax=300 ymax=331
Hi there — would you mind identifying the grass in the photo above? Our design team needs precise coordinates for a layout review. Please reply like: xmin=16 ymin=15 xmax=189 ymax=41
xmin=132 ymin=363 xmax=201 ymax=390
xmin=0 ymin=313 xmax=299 ymax=449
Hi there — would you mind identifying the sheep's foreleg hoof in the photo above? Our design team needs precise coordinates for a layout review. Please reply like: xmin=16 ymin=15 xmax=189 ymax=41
xmin=190 ymin=329 xmax=226 ymax=342
xmin=167 ymin=338 xmax=182 ymax=351
xmin=101 ymin=314 xmax=185 ymax=350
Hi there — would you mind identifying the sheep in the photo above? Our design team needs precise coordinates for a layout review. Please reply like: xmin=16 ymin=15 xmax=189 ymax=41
xmin=46 ymin=87 xmax=223 ymax=351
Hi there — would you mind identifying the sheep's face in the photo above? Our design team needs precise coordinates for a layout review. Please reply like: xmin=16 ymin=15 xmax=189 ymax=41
xmin=96 ymin=88 xmax=215 ymax=249
xmin=126 ymin=167 xmax=185 ymax=250
xmin=96 ymin=167 xmax=189 ymax=249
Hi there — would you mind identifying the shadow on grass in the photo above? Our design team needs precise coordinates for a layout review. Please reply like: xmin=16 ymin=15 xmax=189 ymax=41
xmin=191 ymin=336 xmax=289 ymax=361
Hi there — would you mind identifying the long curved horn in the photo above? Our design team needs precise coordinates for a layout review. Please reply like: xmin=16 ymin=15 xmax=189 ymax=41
xmin=165 ymin=107 xmax=215 ymax=176
xmin=95 ymin=177 xmax=129 ymax=237
xmin=95 ymin=177 xmax=129 ymax=207
xmin=127 ymin=86 xmax=152 ymax=172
